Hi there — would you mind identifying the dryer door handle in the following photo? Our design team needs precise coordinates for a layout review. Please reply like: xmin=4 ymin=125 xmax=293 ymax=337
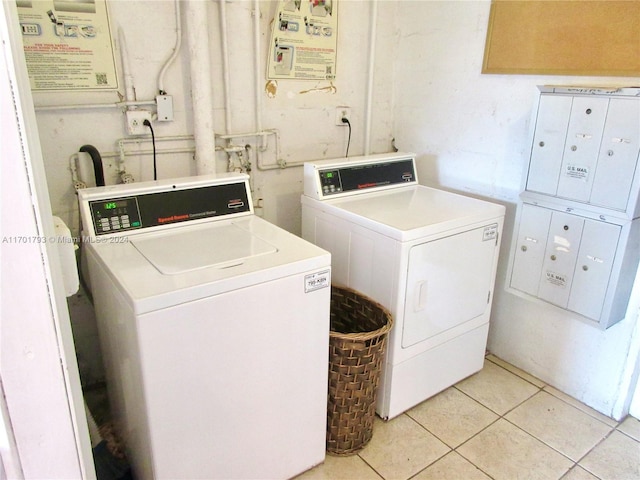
xmin=414 ymin=280 xmax=428 ymax=312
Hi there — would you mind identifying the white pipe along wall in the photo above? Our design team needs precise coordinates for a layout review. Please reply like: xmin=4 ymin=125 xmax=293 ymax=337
xmin=184 ymin=0 xmax=216 ymax=174
xmin=157 ymin=0 xmax=182 ymax=96
xmin=13 ymin=0 xmax=639 ymax=426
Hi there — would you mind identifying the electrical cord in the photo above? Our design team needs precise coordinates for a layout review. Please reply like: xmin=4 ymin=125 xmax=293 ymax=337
xmin=342 ymin=117 xmax=351 ymax=158
xmin=143 ymin=119 xmax=157 ymax=180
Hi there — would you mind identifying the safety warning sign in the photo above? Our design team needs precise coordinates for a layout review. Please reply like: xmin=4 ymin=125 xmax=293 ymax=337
xmin=267 ymin=0 xmax=338 ymax=81
xmin=16 ymin=0 xmax=118 ymax=91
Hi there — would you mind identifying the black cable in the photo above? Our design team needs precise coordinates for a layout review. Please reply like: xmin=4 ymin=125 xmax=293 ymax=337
xmin=76 ymin=205 xmax=93 ymax=305
xmin=342 ymin=117 xmax=351 ymax=158
xmin=144 ymin=119 xmax=157 ymax=180
xmin=78 ymin=145 xmax=105 ymax=186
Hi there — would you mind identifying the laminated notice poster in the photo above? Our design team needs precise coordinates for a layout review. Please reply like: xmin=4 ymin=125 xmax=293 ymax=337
xmin=267 ymin=0 xmax=338 ymax=81
xmin=16 ymin=0 xmax=118 ymax=91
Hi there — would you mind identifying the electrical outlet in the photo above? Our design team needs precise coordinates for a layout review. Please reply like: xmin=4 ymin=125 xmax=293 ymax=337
xmin=335 ymin=106 xmax=351 ymax=126
xmin=126 ymin=110 xmax=152 ymax=135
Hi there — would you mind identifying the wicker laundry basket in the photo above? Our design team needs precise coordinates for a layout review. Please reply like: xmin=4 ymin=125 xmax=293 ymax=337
xmin=326 ymin=285 xmax=393 ymax=456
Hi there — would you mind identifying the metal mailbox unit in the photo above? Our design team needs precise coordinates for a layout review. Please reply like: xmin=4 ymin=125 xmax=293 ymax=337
xmin=507 ymin=86 xmax=640 ymax=329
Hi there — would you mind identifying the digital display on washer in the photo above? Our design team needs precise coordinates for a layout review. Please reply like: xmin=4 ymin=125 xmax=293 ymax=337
xmin=319 ymin=158 xmax=416 ymax=195
xmin=90 ymin=197 xmax=142 ymax=235
xmin=90 ymin=182 xmax=250 ymax=235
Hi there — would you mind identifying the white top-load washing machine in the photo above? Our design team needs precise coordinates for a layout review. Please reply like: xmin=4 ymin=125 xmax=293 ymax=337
xmin=79 ymin=173 xmax=331 ymax=480
xmin=302 ymin=153 xmax=505 ymax=420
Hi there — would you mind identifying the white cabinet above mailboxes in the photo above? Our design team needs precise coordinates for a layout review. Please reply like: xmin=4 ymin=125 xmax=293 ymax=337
xmin=524 ymin=86 xmax=640 ymax=220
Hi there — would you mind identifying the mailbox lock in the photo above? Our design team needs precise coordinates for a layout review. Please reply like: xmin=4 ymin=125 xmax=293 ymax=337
xmin=582 ymin=265 xmax=589 ymax=271
xmin=563 ymin=225 xmax=569 ymax=231
xmin=608 ymin=150 xmax=614 ymax=157
xmin=571 ymin=145 xmax=577 ymax=151
xmin=521 ymin=245 xmax=527 ymax=252
xmin=550 ymin=254 xmax=557 ymax=261
xmin=586 ymin=108 xmax=592 ymax=114
xmin=539 ymin=141 xmax=545 ymax=147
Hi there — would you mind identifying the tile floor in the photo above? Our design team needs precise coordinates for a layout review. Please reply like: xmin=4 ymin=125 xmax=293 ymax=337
xmin=297 ymin=355 xmax=640 ymax=480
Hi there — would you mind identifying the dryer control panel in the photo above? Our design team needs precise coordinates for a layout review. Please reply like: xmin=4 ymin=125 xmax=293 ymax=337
xmin=304 ymin=153 xmax=418 ymax=200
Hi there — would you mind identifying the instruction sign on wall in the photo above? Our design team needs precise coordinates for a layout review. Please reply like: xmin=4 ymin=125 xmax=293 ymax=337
xmin=16 ymin=0 xmax=118 ymax=91
xmin=267 ymin=0 xmax=338 ymax=81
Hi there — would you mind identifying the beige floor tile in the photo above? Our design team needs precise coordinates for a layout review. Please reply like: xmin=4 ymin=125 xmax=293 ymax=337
xmin=407 ymin=387 xmax=498 ymax=448
xmin=618 ymin=415 xmax=640 ymax=441
xmin=412 ymin=451 xmax=491 ymax=480
xmin=486 ymin=354 xmax=546 ymax=388
xmin=358 ymin=415 xmax=450 ymax=480
xmin=579 ymin=430 xmax=640 ymax=480
xmin=295 ymin=454 xmax=382 ymax=480
xmin=543 ymin=386 xmax=618 ymax=427
xmin=455 ymin=360 xmax=540 ymax=415
xmin=506 ymin=391 xmax=613 ymax=461
xmin=457 ymin=419 xmax=573 ymax=480
xmin=561 ymin=466 xmax=599 ymax=480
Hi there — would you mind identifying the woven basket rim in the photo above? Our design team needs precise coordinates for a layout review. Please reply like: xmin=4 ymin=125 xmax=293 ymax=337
xmin=329 ymin=285 xmax=394 ymax=341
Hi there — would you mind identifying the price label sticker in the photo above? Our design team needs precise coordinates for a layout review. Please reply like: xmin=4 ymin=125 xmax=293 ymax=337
xmin=305 ymin=269 xmax=331 ymax=293
xmin=483 ymin=224 xmax=498 ymax=242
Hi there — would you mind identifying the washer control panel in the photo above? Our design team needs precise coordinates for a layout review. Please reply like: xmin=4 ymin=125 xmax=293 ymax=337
xmin=90 ymin=197 xmax=141 ymax=234
xmin=87 ymin=181 xmax=251 ymax=236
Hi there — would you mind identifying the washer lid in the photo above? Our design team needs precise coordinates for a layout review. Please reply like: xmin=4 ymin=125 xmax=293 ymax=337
xmin=86 ymin=216 xmax=331 ymax=314
xmin=132 ymin=223 xmax=278 ymax=274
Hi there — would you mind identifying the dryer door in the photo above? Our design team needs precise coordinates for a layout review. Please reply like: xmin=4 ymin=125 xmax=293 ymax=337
xmin=402 ymin=224 xmax=498 ymax=348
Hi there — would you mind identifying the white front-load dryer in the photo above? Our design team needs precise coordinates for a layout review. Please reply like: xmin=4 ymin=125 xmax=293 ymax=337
xmin=79 ymin=173 xmax=331 ymax=480
xmin=301 ymin=153 xmax=505 ymax=420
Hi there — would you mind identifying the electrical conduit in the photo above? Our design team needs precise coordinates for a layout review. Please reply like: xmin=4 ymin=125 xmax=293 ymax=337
xmin=158 ymin=0 xmax=182 ymax=95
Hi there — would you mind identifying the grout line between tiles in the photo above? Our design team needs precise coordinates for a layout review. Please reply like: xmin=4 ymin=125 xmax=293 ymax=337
xmin=452 ymin=380 xmax=542 ymax=418
xmin=501 ymin=414 xmax=580 ymax=466
xmin=485 ymin=354 xmax=547 ymax=388
xmin=451 ymin=431 xmax=499 ymax=480
xmin=541 ymin=386 xmax=620 ymax=427
xmin=355 ymin=453 xmax=385 ymax=480
xmin=569 ymin=427 xmax=624 ymax=479
xmin=562 ymin=464 xmax=603 ymax=480
xmin=485 ymin=354 xmax=547 ymax=390
xmin=615 ymin=422 xmax=640 ymax=442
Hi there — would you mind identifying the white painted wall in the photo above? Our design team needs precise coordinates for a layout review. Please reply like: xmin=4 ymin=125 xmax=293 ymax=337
xmin=392 ymin=0 xmax=640 ymax=419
